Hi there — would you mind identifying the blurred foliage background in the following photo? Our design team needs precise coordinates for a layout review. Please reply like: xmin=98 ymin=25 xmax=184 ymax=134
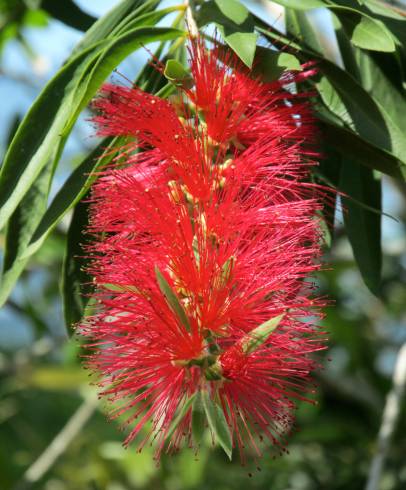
xmin=1 ymin=1 xmax=406 ymax=489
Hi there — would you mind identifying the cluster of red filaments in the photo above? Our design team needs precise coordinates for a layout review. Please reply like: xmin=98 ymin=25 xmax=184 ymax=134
xmin=80 ymin=40 xmax=327 ymax=463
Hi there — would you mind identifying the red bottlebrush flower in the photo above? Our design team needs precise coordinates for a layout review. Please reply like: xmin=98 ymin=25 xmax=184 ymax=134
xmin=79 ymin=39 xmax=327 ymax=463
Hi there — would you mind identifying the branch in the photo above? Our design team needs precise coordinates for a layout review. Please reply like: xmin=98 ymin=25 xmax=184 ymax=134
xmin=185 ymin=0 xmax=199 ymax=37
xmin=365 ymin=343 xmax=406 ymax=490
xmin=16 ymin=394 xmax=98 ymax=489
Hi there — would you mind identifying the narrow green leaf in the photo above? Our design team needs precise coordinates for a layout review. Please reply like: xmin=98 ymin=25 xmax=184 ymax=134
xmin=165 ymin=393 xmax=196 ymax=443
xmin=113 ymin=6 xmax=184 ymax=37
xmin=317 ymin=60 xmax=406 ymax=171
xmin=286 ymin=8 xmax=323 ymax=54
xmin=41 ymin=0 xmax=96 ymax=32
xmin=256 ymin=8 xmax=406 ymax=179
xmin=340 ymin=160 xmax=382 ymax=295
xmin=192 ymin=391 xmax=206 ymax=445
xmin=0 ymin=160 xmax=53 ymax=307
xmin=333 ymin=14 xmax=406 ymax=134
xmin=73 ymin=0 xmax=149 ymax=54
xmin=241 ymin=314 xmax=284 ymax=354
xmin=321 ymin=120 xmax=404 ymax=179
xmin=63 ymin=27 xmax=184 ymax=135
xmin=155 ymin=266 xmax=191 ymax=332
xmin=62 ymin=197 xmax=93 ymax=332
xmin=0 ymin=26 xmax=182 ymax=231
xmin=0 ymin=44 xmax=104 ymax=231
xmin=272 ymin=0 xmax=327 ymax=9
xmin=23 ymin=137 xmax=118 ymax=259
xmin=109 ymin=0 xmax=162 ymax=37
xmin=201 ymin=390 xmax=232 ymax=460
xmin=317 ymin=149 xmax=341 ymax=243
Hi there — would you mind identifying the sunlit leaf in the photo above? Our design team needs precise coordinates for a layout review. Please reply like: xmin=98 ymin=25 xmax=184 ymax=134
xmin=202 ymin=390 xmax=232 ymax=460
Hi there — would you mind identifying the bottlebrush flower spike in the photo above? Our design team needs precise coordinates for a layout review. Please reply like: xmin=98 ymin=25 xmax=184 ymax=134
xmin=79 ymin=39 xmax=327 ymax=463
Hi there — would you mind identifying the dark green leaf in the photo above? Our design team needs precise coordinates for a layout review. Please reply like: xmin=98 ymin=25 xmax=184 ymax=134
xmin=340 ymin=160 xmax=382 ymax=295
xmin=321 ymin=120 xmax=404 ymax=179
xmin=0 ymin=44 xmax=105 ymax=231
xmin=0 ymin=26 xmax=182 ymax=231
xmin=73 ymin=0 xmax=151 ymax=54
xmin=241 ymin=314 xmax=284 ymax=354
xmin=62 ymin=197 xmax=93 ymax=332
xmin=165 ymin=394 xmax=196 ymax=444
xmin=285 ymin=8 xmax=323 ymax=54
xmin=198 ymin=0 xmax=257 ymax=67
xmin=192 ymin=391 xmax=206 ymax=445
xmin=318 ymin=149 xmax=341 ymax=242
xmin=63 ymin=27 xmax=184 ymax=134
xmin=255 ymin=48 xmax=302 ymax=83
xmin=201 ymin=390 xmax=232 ymax=460
xmin=0 ymin=159 xmax=53 ymax=308
xmin=333 ymin=15 xmax=406 ymax=134
xmin=257 ymin=17 xmax=406 ymax=178
xmin=317 ymin=61 xmax=406 ymax=172
xmin=25 ymin=137 xmax=121 ymax=259
xmin=272 ymin=0 xmax=327 ymax=9
xmin=155 ymin=266 xmax=191 ymax=332
xmin=112 ymin=6 xmax=183 ymax=36
xmin=41 ymin=0 xmax=96 ymax=32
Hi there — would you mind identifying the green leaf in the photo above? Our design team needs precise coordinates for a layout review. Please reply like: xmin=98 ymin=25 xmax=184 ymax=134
xmin=215 ymin=0 xmax=250 ymax=25
xmin=26 ymin=33 xmax=181 ymax=262
xmin=255 ymin=47 xmax=302 ymax=82
xmin=342 ymin=13 xmax=396 ymax=52
xmin=221 ymin=31 xmax=258 ymax=68
xmin=155 ymin=266 xmax=191 ymax=332
xmin=317 ymin=149 xmax=341 ymax=244
xmin=73 ymin=0 xmax=152 ymax=54
xmin=272 ymin=0 xmax=327 ymax=9
xmin=201 ymin=390 xmax=232 ymax=460
xmin=41 ymin=0 xmax=96 ymax=32
xmin=333 ymin=14 xmax=406 ymax=134
xmin=112 ymin=5 xmax=183 ymax=37
xmin=241 ymin=314 xmax=284 ymax=354
xmin=62 ymin=197 xmax=93 ymax=332
xmin=63 ymin=26 xmax=184 ymax=135
xmin=364 ymin=0 xmax=406 ymax=20
xmin=109 ymin=0 xmax=162 ymax=37
xmin=165 ymin=394 xmax=196 ymax=444
xmin=0 ymin=160 xmax=53 ymax=307
xmin=192 ymin=391 xmax=206 ymax=445
xmin=285 ymin=8 xmax=323 ymax=54
xmin=317 ymin=60 xmax=406 ymax=171
xmin=164 ymin=59 xmax=193 ymax=87
xmin=197 ymin=0 xmax=257 ymax=67
xmin=339 ymin=160 xmax=382 ymax=295
xmin=256 ymin=6 xmax=406 ymax=180
xmin=0 ymin=26 xmax=182 ymax=231
xmin=0 ymin=44 xmax=104 ymax=232
xmin=281 ymin=1 xmax=396 ymax=52
xmin=321 ymin=121 xmax=404 ymax=179
xmin=23 ymin=137 xmax=124 ymax=262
